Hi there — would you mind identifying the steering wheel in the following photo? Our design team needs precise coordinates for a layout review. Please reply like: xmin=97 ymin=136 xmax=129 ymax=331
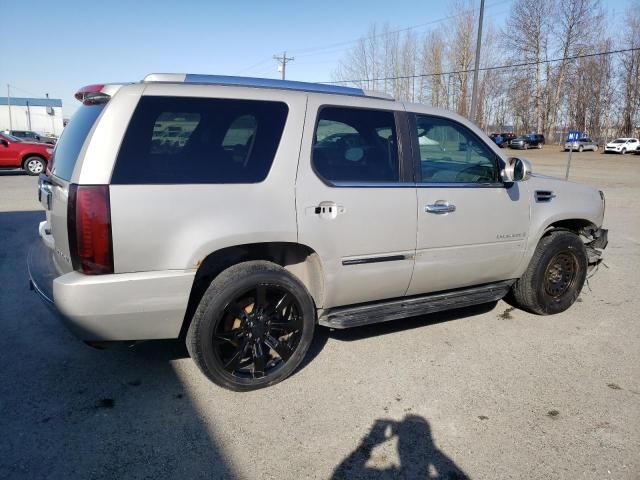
xmin=454 ymin=165 xmax=493 ymax=183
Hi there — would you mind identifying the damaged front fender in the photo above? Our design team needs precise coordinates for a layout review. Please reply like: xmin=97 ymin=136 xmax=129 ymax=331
xmin=582 ymin=227 xmax=608 ymax=270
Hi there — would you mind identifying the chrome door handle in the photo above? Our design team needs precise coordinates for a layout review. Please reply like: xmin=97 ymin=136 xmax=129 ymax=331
xmin=425 ymin=201 xmax=456 ymax=214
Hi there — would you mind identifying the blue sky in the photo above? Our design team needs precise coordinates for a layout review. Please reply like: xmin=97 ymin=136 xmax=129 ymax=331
xmin=2 ymin=0 xmax=632 ymax=117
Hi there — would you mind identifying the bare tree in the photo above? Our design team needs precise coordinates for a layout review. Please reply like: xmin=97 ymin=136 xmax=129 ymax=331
xmin=331 ymin=1 xmax=635 ymax=141
xmin=503 ymin=0 xmax=552 ymax=133
xmin=620 ymin=3 xmax=640 ymax=135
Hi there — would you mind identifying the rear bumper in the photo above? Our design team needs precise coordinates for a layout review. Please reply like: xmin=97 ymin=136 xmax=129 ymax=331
xmin=28 ymin=240 xmax=195 ymax=341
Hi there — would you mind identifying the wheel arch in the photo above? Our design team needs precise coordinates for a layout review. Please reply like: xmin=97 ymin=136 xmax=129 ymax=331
xmin=515 ymin=217 xmax=599 ymax=279
xmin=542 ymin=218 xmax=598 ymax=237
xmin=179 ymin=242 xmax=324 ymax=338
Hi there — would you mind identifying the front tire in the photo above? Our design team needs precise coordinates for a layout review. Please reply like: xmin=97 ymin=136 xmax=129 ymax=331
xmin=578 ymin=145 xmax=583 ymax=152
xmin=23 ymin=156 xmax=46 ymax=176
xmin=186 ymin=261 xmax=316 ymax=391
xmin=511 ymin=231 xmax=588 ymax=315
xmin=621 ymin=148 xmax=626 ymax=155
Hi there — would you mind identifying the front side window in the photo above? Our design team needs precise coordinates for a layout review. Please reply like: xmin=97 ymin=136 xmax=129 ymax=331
xmin=414 ymin=115 xmax=499 ymax=184
xmin=112 ymin=96 xmax=288 ymax=184
xmin=312 ymin=107 xmax=399 ymax=183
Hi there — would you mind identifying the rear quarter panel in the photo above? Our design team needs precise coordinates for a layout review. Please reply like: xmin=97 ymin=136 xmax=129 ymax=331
xmin=108 ymin=84 xmax=308 ymax=272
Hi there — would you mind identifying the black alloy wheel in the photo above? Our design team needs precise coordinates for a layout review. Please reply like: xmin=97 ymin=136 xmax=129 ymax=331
xmin=213 ymin=284 xmax=303 ymax=380
xmin=187 ymin=261 xmax=315 ymax=391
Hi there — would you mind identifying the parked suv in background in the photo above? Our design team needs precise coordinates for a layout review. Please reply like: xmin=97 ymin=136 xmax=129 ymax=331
xmin=29 ymin=75 xmax=608 ymax=391
xmin=0 ymin=132 xmax=52 ymax=175
xmin=509 ymin=134 xmax=545 ymax=149
xmin=603 ymin=137 xmax=639 ymax=154
xmin=3 ymin=129 xmax=57 ymax=145
xmin=564 ymin=137 xmax=598 ymax=152
xmin=489 ymin=132 xmax=515 ymax=148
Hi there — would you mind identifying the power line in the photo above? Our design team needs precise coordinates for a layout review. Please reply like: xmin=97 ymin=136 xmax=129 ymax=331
xmin=290 ymin=0 xmax=511 ymax=57
xmin=321 ymin=46 xmax=640 ymax=85
xmin=233 ymin=0 xmax=510 ymax=75
xmin=233 ymin=58 xmax=273 ymax=75
xmin=5 ymin=83 xmax=41 ymax=98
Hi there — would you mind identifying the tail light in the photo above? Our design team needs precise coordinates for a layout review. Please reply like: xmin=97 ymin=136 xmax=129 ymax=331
xmin=68 ymin=185 xmax=114 ymax=275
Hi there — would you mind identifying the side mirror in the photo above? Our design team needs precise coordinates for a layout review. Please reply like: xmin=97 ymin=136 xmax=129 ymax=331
xmin=501 ymin=157 xmax=532 ymax=182
xmin=0 ymin=139 xmax=8 ymax=147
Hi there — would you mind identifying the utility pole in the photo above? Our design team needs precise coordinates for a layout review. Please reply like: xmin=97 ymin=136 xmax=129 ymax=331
xmin=7 ymin=84 xmax=13 ymax=130
xmin=26 ymin=100 xmax=32 ymax=130
xmin=469 ymin=0 xmax=485 ymax=123
xmin=273 ymin=51 xmax=294 ymax=80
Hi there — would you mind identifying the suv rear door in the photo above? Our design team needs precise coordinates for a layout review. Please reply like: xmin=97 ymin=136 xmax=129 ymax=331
xmin=296 ymin=97 xmax=416 ymax=308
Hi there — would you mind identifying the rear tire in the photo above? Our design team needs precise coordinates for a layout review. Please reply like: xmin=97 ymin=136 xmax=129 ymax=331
xmin=186 ymin=261 xmax=316 ymax=391
xmin=578 ymin=145 xmax=583 ymax=152
xmin=23 ymin=156 xmax=45 ymax=176
xmin=511 ymin=231 xmax=588 ymax=315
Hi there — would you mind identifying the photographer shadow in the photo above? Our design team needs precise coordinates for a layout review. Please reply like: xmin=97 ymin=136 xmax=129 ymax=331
xmin=333 ymin=415 xmax=469 ymax=480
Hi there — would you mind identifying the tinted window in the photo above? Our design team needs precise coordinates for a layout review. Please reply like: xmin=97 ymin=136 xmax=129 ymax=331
xmin=112 ymin=96 xmax=288 ymax=184
xmin=51 ymin=104 xmax=105 ymax=180
xmin=313 ymin=107 xmax=399 ymax=183
xmin=414 ymin=115 xmax=498 ymax=183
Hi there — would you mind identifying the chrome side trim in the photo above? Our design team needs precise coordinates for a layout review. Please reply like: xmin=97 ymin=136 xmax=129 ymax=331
xmin=342 ymin=254 xmax=410 ymax=266
xmin=330 ymin=181 xmax=416 ymax=188
xmin=321 ymin=181 xmax=506 ymax=188
xmin=417 ymin=182 xmax=505 ymax=188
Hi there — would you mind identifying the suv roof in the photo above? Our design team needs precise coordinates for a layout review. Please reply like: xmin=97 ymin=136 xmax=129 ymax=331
xmin=142 ymin=73 xmax=394 ymax=100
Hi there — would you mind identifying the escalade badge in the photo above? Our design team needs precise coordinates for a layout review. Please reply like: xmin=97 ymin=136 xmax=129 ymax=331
xmin=497 ymin=232 xmax=526 ymax=239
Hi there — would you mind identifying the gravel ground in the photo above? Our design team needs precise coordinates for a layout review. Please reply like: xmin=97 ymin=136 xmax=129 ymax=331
xmin=0 ymin=148 xmax=638 ymax=480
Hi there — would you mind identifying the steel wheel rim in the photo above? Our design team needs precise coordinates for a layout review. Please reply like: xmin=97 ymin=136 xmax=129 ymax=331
xmin=27 ymin=159 xmax=44 ymax=173
xmin=544 ymin=252 xmax=578 ymax=298
xmin=213 ymin=284 xmax=303 ymax=380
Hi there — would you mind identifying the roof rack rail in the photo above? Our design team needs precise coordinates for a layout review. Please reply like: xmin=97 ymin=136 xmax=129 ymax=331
xmin=142 ymin=73 xmax=394 ymax=100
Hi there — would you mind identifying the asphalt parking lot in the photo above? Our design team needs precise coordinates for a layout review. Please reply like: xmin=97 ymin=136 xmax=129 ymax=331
xmin=0 ymin=148 xmax=638 ymax=479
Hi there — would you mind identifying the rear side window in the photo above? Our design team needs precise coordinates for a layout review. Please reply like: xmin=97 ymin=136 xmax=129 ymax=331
xmin=111 ymin=97 xmax=288 ymax=184
xmin=51 ymin=104 xmax=105 ymax=180
xmin=312 ymin=107 xmax=399 ymax=183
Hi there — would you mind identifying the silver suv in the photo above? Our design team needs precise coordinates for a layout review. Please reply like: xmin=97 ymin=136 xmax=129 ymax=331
xmin=29 ymin=74 xmax=608 ymax=391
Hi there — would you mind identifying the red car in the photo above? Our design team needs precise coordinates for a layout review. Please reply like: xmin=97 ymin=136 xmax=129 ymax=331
xmin=0 ymin=132 xmax=53 ymax=175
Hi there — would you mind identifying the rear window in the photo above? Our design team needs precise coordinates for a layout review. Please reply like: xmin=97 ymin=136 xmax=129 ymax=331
xmin=51 ymin=104 xmax=105 ymax=180
xmin=111 ymin=96 xmax=288 ymax=184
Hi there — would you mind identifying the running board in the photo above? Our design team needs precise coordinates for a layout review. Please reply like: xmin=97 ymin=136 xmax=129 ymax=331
xmin=318 ymin=280 xmax=514 ymax=329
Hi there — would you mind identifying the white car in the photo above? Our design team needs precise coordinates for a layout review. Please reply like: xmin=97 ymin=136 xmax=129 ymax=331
xmin=604 ymin=137 xmax=639 ymax=154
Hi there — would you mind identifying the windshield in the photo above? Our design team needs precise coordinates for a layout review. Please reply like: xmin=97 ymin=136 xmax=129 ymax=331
xmin=1 ymin=133 xmax=22 ymax=142
xmin=51 ymin=104 xmax=105 ymax=180
xmin=612 ymin=139 xmax=625 ymax=143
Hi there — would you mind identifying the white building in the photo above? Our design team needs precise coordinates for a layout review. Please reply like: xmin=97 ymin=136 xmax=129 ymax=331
xmin=0 ymin=96 xmax=64 ymax=136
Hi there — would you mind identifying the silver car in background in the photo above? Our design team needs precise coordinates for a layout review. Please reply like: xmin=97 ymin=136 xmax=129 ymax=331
xmin=564 ymin=137 xmax=598 ymax=152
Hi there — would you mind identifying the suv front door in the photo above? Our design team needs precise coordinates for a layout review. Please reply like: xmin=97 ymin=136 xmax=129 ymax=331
xmin=296 ymin=99 xmax=416 ymax=308
xmin=407 ymin=112 xmax=530 ymax=295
